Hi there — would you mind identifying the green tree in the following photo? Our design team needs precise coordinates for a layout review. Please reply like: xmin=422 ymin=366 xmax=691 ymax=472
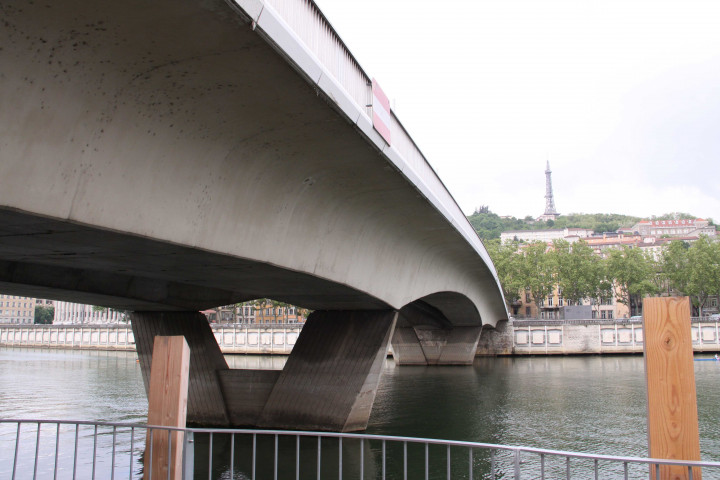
xmin=519 ymin=242 xmax=555 ymax=313
xmin=551 ymin=240 xmax=597 ymax=305
xmin=661 ymin=240 xmax=691 ymax=296
xmin=685 ymin=236 xmax=720 ymax=317
xmin=588 ymin=257 xmax=614 ymax=317
xmin=34 ymin=305 xmax=54 ymax=324
xmin=485 ymin=239 xmax=525 ymax=313
xmin=607 ymin=246 xmax=658 ymax=316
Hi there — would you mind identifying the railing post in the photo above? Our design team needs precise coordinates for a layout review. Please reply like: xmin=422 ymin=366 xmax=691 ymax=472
xmin=182 ymin=431 xmax=194 ymax=480
xmin=643 ymin=297 xmax=702 ymax=480
xmin=144 ymin=336 xmax=190 ymax=480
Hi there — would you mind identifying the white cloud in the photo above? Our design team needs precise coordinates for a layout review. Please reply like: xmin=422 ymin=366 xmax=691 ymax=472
xmin=315 ymin=0 xmax=720 ymax=221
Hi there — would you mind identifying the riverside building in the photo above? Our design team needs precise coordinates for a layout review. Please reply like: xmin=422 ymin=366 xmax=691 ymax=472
xmin=0 ymin=294 xmax=36 ymax=324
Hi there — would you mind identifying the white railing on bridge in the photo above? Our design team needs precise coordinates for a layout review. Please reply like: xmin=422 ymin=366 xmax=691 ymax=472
xmin=2 ymin=418 xmax=716 ymax=479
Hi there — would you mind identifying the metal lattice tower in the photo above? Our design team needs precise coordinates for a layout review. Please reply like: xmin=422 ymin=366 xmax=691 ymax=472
xmin=544 ymin=161 xmax=558 ymax=216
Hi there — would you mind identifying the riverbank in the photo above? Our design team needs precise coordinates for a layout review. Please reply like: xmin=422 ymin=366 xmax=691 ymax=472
xmin=477 ymin=318 xmax=720 ymax=355
xmin=0 ymin=324 xmax=300 ymax=354
xmin=3 ymin=320 xmax=720 ymax=356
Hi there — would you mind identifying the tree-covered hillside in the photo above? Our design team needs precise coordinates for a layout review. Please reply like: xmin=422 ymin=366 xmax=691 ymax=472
xmin=467 ymin=210 xmax=641 ymax=241
xmin=466 ymin=208 xmax=711 ymax=241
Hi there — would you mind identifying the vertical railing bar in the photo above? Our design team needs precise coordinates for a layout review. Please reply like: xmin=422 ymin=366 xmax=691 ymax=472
xmin=469 ymin=447 xmax=473 ymax=480
xmin=424 ymin=442 xmax=428 ymax=480
xmin=403 ymin=441 xmax=407 ymax=480
xmin=54 ymin=423 xmax=60 ymax=480
xmin=167 ymin=429 xmax=173 ymax=480
xmin=274 ymin=434 xmax=278 ymax=480
xmin=148 ymin=428 xmax=154 ymax=480
xmin=688 ymin=465 xmax=693 ymax=480
xmin=491 ymin=449 xmax=496 ymax=479
xmin=230 ymin=433 xmax=235 ymax=480
xmin=655 ymin=463 xmax=660 ymax=480
xmin=33 ymin=422 xmax=41 ymax=480
xmin=252 ymin=433 xmax=257 ymax=480
xmin=111 ymin=425 xmax=117 ymax=480
xmin=513 ymin=449 xmax=520 ymax=480
xmin=624 ymin=461 xmax=628 ymax=480
xmin=382 ymin=440 xmax=386 ymax=480
xmin=565 ymin=455 xmax=570 ymax=480
xmin=296 ymin=435 xmax=300 ymax=480
xmin=540 ymin=453 xmax=545 ymax=480
xmin=128 ymin=427 xmax=134 ymax=480
xmin=360 ymin=439 xmax=364 ymax=480
xmin=317 ymin=436 xmax=321 ymax=480
xmin=446 ymin=445 xmax=451 ymax=480
xmin=208 ymin=432 xmax=214 ymax=480
xmin=72 ymin=423 xmax=79 ymax=480
xmin=12 ymin=422 xmax=20 ymax=480
xmin=92 ymin=424 xmax=98 ymax=480
xmin=593 ymin=458 xmax=598 ymax=480
xmin=339 ymin=437 xmax=342 ymax=480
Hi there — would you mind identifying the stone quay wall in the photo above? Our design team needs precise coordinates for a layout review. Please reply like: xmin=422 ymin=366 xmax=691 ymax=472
xmin=0 ymin=324 xmax=301 ymax=354
xmin=4 ymin=320 xmax=720 ymax=356
xmin=477 ymin=319 xmax=720 ymax=355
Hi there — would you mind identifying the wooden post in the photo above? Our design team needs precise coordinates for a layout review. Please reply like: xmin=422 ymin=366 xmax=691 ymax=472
xmin=643 ymin=297 xmax=701 ymax=479
xmin=144 ymin=336 xmax=190 ymax=480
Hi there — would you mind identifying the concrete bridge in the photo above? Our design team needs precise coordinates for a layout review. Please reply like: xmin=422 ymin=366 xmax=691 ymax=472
xmin=0 ymin=0 xmax=507 ymax=430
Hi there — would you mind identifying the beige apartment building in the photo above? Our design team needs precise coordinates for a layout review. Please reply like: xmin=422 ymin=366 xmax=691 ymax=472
xmin=0 ymin=294 xmax=37 ymax=324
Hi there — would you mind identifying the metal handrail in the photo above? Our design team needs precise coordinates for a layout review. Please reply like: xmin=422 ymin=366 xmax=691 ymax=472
xmin=3 ymin=418 xmax=719 ymax=479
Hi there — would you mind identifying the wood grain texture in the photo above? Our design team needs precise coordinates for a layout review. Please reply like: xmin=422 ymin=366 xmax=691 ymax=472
xmin=144 ymin=336 xmax=190 ymax=480
xmin=643 ymin=297 xmax=701 ymax=480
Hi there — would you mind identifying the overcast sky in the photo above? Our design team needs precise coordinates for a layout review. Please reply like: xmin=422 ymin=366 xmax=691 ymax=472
xmin=313 ymin=0 xmax=720 ymax=222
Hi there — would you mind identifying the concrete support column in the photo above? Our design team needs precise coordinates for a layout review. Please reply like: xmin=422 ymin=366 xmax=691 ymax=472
xmin=131 ymin=312 xmax=230 ymax=426
xmin=258 ymin=309 xmax=397 ymax=432
xmin=391 ymin=325 xmax=482 ymax=366
xmin=390 ymin=327 xmax=428 ymax=365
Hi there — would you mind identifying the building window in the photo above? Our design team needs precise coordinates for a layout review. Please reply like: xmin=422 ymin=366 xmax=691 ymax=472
xmin=558 ymin=298 xmax=564 ymax=307
xmin=525 ymin=307 xmax=531 ymax=317
xmin=601 ymin=311 xmax=607 ymax=319
xmin=592 ymin=310 xmax=597 ymax=319
xmin=547 ymin=297 xmax=553 ymax=307
xmin=607 ymin=311 xmax=614 ymax=319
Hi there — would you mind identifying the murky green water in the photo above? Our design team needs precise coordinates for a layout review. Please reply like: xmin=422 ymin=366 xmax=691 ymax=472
xmin=2 ymin=348 xmax=720 ymax=478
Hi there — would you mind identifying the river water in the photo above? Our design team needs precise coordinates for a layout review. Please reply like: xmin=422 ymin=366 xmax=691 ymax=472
xmin=2 ymin=347 xmax=720 ymax=478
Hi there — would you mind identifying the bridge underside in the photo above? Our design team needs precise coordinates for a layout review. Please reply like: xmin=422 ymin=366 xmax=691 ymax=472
xmin=0 ymin=209 xmax=387 ymax=312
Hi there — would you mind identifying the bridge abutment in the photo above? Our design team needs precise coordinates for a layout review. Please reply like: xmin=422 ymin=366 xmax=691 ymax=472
xmin=132 ymin=309 xmax=397 ymax=432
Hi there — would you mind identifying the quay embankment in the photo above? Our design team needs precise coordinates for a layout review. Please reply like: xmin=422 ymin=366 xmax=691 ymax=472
xmin=477 ymin=318 xmax=720 ymax=355
xmin=0 ymin=324 xmax=299 ymax=354
xmin=3 ymin=319 xmax=720 ymax=356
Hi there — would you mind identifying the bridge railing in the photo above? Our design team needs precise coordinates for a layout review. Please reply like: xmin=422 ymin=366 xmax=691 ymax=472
xmin=255 ymin=0 xmax=498 ymax=278
xmin=3 ymin=418 xmax=719 ymax=479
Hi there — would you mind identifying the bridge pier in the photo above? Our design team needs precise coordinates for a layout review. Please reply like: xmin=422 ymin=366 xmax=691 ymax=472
xmin=131 ymin=312 xmax=231 ymax=426
xmin=391 ymin=304 xmax=482 ymax=365
xmin=132 ymin=309 xmax=397 ymax=432
xmin=391 ymin=326 xmax=482 ymax=365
